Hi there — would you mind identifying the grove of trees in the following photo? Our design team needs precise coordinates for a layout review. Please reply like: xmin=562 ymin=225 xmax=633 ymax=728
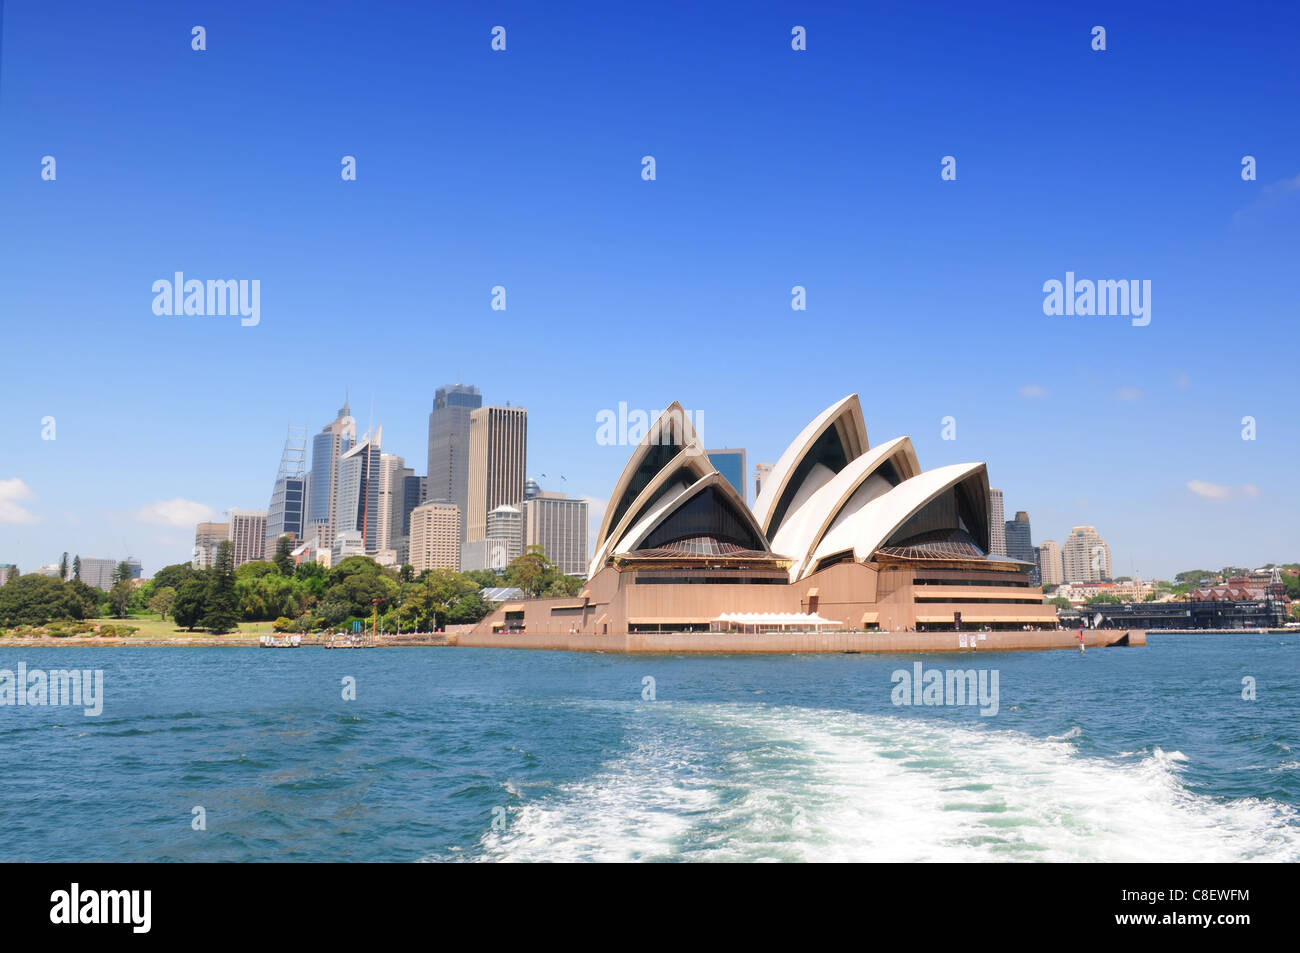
xmin=1 ymin=539 xmax=584 ymax=635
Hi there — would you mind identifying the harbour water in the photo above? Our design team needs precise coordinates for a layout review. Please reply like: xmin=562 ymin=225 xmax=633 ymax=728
xmin=1 ymin=633 xmax=1296 ymax=862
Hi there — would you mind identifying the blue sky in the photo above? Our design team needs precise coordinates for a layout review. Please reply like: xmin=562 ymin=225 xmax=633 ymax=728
xmin=1 ymin=0 xmax=1297 ymax=579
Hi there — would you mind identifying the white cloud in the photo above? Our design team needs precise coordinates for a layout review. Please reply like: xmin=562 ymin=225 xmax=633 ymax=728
xmin=137 ymin=498 xmax=216 ymax=528
xmin=1187 ymin=481 xmax=1259 ymax=501
xmin=1116 ymin=386 xmax=1142 ymax=401
xmin=0 ymin=478 xmax=40 ymax=524
xmin=1019 ymin=384 xmax=1049 ymax=399
xmin=1234 ymin=171 xmax=1300 ymax=223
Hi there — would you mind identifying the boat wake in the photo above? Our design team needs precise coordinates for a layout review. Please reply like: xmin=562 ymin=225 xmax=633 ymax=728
xmin=466 ymin=702 xmax=1300 ymax=862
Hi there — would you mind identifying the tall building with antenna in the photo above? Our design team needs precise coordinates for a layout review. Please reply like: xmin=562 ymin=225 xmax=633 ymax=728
xmin=265 ymin=424 xmax=309 ymax=555
xmin=306 ymin=399 xmax=356 ymax=550
xmin=335 ymin=426 xmax=383 ymax=554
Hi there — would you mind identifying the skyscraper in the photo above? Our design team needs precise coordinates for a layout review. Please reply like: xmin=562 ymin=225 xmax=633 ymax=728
xmin=400 ymin=475 xmax=428 ymax=543
xmin=524 ymin=493 xmax=589 ymax=576
xmin=486 ymin=504 xmax=524 ymax=567
xmin=1005 ymin=510 xmax=1036 ymax=584
xmin=427 ymin=384 xmax=482 ymax=543
xmin=988 ymin=488 xmax=1006 ymax=557
xmin=707 ymin=449 xmax=747 ymax=503
xmin=1038 ymin=539 xmax=1064 ymax=587
xmin=306 ymin=400 xmax=356 ymax=551
xmin=194 ymin=522 xmax=230 ymax=569
xmin=78 ymin=557 xmax=119 ymax=591
xmin=1005 ymin=511 xmax=1033 ymax=561
xmin=265 ymin=424 xmax=308 ymax=555
xmin=466 ymin=405 xmax=527 ymax=543
xmin=228 ymin=509 xmax=268 ymax=567
xmin=754 ymin=462 xmax=774 ymax=501
xmin=408 ymin=501 xmax=461 ymax=572
xmin=376 ymin=453 xmax=407 ymax=553
xmin=1062 ymin=526 xmax=1111 ymax=583
xmin=335 ymin=427 xmax=382 ymax=554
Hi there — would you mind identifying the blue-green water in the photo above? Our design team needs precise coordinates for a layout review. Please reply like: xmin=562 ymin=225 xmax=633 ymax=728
xmin=1 ymin=634 xmax=1297 ymax=862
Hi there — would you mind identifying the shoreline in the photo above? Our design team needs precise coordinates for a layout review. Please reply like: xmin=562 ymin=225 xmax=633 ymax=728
xmin=0 ymin=633 xmax=454 ymax=648
xmin=3 ymin=628 xmax=1147 ymax=652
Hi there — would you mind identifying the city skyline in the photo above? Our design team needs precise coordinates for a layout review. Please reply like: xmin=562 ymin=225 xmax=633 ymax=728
xmin=2 ymin=3 xmax=1297 ymax=580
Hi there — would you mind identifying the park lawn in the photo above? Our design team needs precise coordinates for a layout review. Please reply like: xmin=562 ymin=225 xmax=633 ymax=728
xmin=87 ymin=616 xmax=280 ymax=638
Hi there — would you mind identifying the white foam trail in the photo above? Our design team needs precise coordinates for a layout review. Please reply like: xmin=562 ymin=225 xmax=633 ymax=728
xmin=477 ymin=727 xmax=717 ymax=862
xmin=474 ymin=703 xmax=1300 ymax=863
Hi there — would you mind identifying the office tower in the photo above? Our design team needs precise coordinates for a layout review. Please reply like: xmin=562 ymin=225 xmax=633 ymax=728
xmin=331 ymin=530 xmax=365 ymax=565
xmin=228 ymin=509 xmax=268 ymax=567
xmin=306 ymin=399 xmax=356 ymax=551
xmin=524 ymin=478 xmax=541 ymax=501
xmin=194 ymin=522 xmax=230 ymax=569
xmin=524 ymin=493 xmax=589 ymax=576
xmin=1037 ymin=539 xmax=1064 ymax=587
xmin=1062 ymin=526 xmax=1111 ymax=583
xmin=707 ymin=449 xmax=747 ymax=503
xmin=754 ymin=462 xmax=774 ymax=501
xmin=409 ymin=501 xmax=461 ymax=572
xmin=399 ymin=474 xmax=428 ymax=544
xmin=376 ymin=453 xmax=407 ymax=552
xmin=988 ymin=488 xmax=1006 ymax=557
xmin=486 ymin=504 xmax=524 ymax=566
xmin=265 ymin=425 xmax=308 ymax=555
xmin=1005 ymin=511 xmax=1036 ymax=584
xmin=466 ymin=405 xmax=527 ymax=542
xmin=1005 ymin=511 xmax=1034 ymax=563
xmin=427 ymin=384 xmax=482 ymax=543
xmin=78 ymin=557 xmax=118 ymax=591
xmin=0 ymin=564 xmax=17 ymax=585
xmin=335 ymin=427 xmax=382 ymax=554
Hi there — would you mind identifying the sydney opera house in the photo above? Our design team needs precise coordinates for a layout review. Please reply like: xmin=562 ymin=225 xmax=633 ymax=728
xmin=469 ymin=395 xmax=1062 ymax=643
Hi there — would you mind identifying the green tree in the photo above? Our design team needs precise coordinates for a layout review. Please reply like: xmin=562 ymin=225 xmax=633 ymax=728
xmin=172 ymin=578 xmax=207 ymax=631
xmin=72 ymin=555 xmax=81 ymax=581
xmin=272 ymin=535 xmax=294 ymax=576
xmin=113 ymin=561 xmax=133 ymax=585
xmin=1086 ymin=593 xmax=1121 ymax=605
xmin=1048 ymin=596 xmax=1072 ymax=610
xmin=463 ymin=569 xmax=502 ymax=588
xmin=505 ymin=547 xmax=555 ymax=598
xmin=394 ymin=569 xmax=494 ymax=631
xmin=107 ymin=579 xmax=134 ymax=618
xmin=58 ymin=552 xmax=69 ymax=581
xmin=148 ymin=585 xmax=177 ymax=620
xmin=234 ymin=560 xmax=278 ymax=582
xmin=63 ymin=579 xmax=101 ymax=618
xmin=152 ymin=562 xmax=198 ymax=594
xmin=0 ymin=575 xmax=84 ymax=627
xmin=329 ymin=555 xmax=385 ymax=587
xmin=203 ymin=541 xmax=240 ymax=634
